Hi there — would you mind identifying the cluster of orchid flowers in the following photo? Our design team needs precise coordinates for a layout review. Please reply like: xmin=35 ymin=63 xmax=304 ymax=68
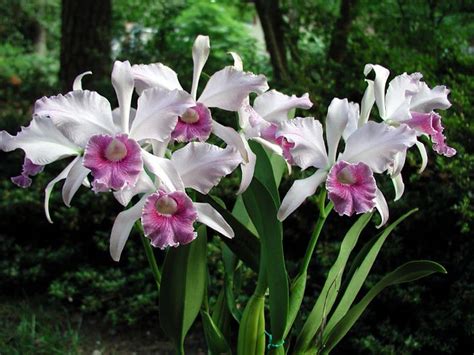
xmin=0 ymin=35 xmax=455 ymax=263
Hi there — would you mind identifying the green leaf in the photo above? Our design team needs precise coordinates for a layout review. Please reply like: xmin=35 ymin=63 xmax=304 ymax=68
xmin=212 ymin=287 xmax=233 ymax=336
xmin=237 ymin=295 xmax=266 ymax=355
xmin=159 ymin=225 xmax=208 ymax=351
xmin=323 ymin=209 xmax=417 ymax=340
xmin=221 ymin=242 xmax=242 ymax=322
xmin=243 ymin=178 xmax=289 ymax=342
xmin=202 ymin=309 xmax=231 ymax=355
xmin=284 ymin=270 xmax=307 ymax=337
xmin=198 ymin=193 xmax=260 ymax=272
xmin=321 ymin=260 xmax=447 ymax=354
xmin=294 ymin=213 xmax=373 ymax=353
xmin=269 ymin=152 xmax=287 ymax=187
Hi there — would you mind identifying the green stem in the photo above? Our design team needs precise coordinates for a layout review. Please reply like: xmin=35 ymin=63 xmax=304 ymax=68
xmin=254 ymin=253 xmax=267 ymax=297
xmin=136 ymin=222 xmax=161 ymax=292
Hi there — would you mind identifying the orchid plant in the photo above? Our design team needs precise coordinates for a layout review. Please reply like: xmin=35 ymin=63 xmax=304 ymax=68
xmin=0 ymin=36 xmax=455 ymax=354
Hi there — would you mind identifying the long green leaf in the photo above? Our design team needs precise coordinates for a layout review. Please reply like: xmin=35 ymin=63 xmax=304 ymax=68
xmin=294 ymin=213 xmax=373 ymax=353
xmin=159 ymin=225 xmax=207 ymax=352
xmin=243 ymin=178 xmax=289 ymax=343
xmin=202 ymin=309 xmax=231 ymax=354
xmin=323 ymin=209 xmax=417 ymax=339
xmin=322 ymin=260 xmax=447 ymax=354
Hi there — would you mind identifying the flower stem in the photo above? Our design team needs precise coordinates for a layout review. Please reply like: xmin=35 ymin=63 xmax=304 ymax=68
xmin=136 ymin=222 xmax=161 ymax=292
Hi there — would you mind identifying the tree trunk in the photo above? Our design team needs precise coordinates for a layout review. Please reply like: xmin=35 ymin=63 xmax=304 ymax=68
xmin=254 ymin=0 xmax=289 ymax=83
xmin=327 ymin=0 xmax=359 ymax=63
xmin=60 ymin=0 xmax=111 ymax=92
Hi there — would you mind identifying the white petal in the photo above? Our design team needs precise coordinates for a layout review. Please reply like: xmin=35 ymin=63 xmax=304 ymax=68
xmin=112 ymin=107 xmax=136 ymax=130
xmin=415 ymin=140 xmax=428 ymax=173
xmin=389 ymin=150 xmax=407 ymax=177
xmin=112 ymin=61 xmax=135 ymax=133
xmin=62 ymin=157 xmax=90 ymax=206
xmin=326 ymin=98 xmax=350 ymax=163
xmin=237 ymin=135 xmax=257 ymax=194
xmin=34 ymin=90 xmax=116 ymax=146
xmin=130 ymin=87 xmax=194 ymax=142
xmin=410 ymin=83 xmax=451 ymax=113
xmin=364 ymin=64 xmax=390 ymax=118
xmin=342 ymin=102 xmax=360 ymax=141
xmin=114 ymin=170 xmax=155 ymax=206
xmin=1 ymin=117 xmax=80 ymax=165
xmin=72 ymin=71 xmax=92 ymax=91
xmin=151 ymin=138 xmax=170 ymax=157
xmin=141 ymin=149 xmax=184 ymax=192
xmin=44 ymin=156 xmax=80 ymax=223
xmin=359 ymin=79 xmax=375 ymax=127
xmin=171 ymin=142 xmax=241 ymax=194
xmin=277 ymin=170 xmax=328 ymax=221
xmin=253 ymin=137 xmax=283 ymax=156
xmin=194 ymin=202 xmax=234 ymax=238
xmin=385 ymin=73 xmax=419 ymax=121
xmin=131 ymin=63 xmax=183 ymax=95
xmin=253 ymin=90 xmax=313 ymax=123
xmin=110 ymin=196 xmax=148 ymax=262
xmin=374 ymin=188 xmax=389 ymax=228
xmin=191 ymin=35 xmax=211 ymax=99
xmin=391 ymin=173 xmax=405 ymax=201
xmin=229 ymin=51 xmax=243 ymax=70
xmin=277 ymin=117 xmax=328 ymax=170
xmin=340 ymin=122 xmax=417 ymax=173
xmin=198 ymin=66 xmax=269 ymax=111
xmin=212 ymin=120 xmax=249 ymax=162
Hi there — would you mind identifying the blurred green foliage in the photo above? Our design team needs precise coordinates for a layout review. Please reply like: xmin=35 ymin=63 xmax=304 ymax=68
xmin=0 ymin=0 xmax=472 ymax=353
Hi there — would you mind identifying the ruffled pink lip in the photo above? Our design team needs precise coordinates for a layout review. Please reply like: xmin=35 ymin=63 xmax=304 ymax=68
xmin=171 ymin=103 xmax=213 ymax=142
xmin=141 ymin=190 xmax=198 ymax=249
xmin=83 ymin=133 xmax=143 ymax=192
xmin=11 ymin=157 xmax=44 ymax=188
xmin=404 ymin=112 xmax=456 ymax=157
xmin=326 ymin=160 xmax=377 ymax=216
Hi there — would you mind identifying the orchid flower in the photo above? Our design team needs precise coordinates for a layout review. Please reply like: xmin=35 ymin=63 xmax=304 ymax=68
xmin=109 ymin=141 xmax=241 ymax=261
xmin=131 ymin=35 xmax=269 ymax=192
xmin=276 ymin=98 xmax=417 ymax=226
xmin=0 ymin=61 xmax=194 ymax=222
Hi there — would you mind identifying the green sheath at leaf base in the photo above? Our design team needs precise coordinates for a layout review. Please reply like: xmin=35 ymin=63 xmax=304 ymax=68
xmin=237 ymin=294 xmax=266 ymax=355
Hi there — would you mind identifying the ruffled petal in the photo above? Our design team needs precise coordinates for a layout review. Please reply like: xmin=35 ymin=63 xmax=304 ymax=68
xmin=171 ymin=142 xmax=241 ymax=194
xmin=130 ymin=87 xmax=194 ymax=142
xmin=194 ymin=202 xmax=234 ymax=238
xmin=364 ymin=64 xmax=390 ymax=118
xmin=141 ymin=149 xmax=185 ymax=192
xmin=131 ymin=63 xmax=183 ymax=94
xmin=410 ymin=82 xmax=451 ymax=113
xmin=111 ymin=60 xmax=135 ymax=132
xmin=191 ymin=35 xmax=211 ymax=99
xmin=340 ymin=121 xmax=417 ymax=173
xmin=253 ymin=90 xmax=313 ymax=123
xmin=277 ymin=169 xmax=328 ymax=221
xmin=198 ymin=66 xmax=268 ymax=111
xmin=34 ymin=90 xmax=116 ymax=146
xmin=62 ymin=156 xmax=90 ymax=206
xmin=0 ymin=117 xmax=80 ymax=165
xmin=385 ymin=72 xmax=420 ymax=121
xmin=277 ymin=117 xmax=328 ymax=170
xmin=110 ymin=196 xmax=148 ymax=261
xmin=114 ymin=170 xmax=155 ymax=207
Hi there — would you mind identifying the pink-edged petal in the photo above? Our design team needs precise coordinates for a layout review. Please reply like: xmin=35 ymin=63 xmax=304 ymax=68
xmin=83 ymin=134 xmax=143 ymax=192
xmin=191 ymin=35 xmax=211 ymax=99
xmin=385 ymin=72 xmax=421 ymax=121
xmin=410 ymin=83 xmax=451 ymax=113
xmin=198 ymin=66 xmax=268 ymax=111
xmin=171 ymin=142 xmax=241 ymax=194
xmin=110 ymin=196 xmax=148 ymax=262
xmin=359 ymin=79 xmax=375 ymax=126
xmin=237 ymin=135 xmax=257 ymax=194
xmin=11 ymin=174 xmax=32 ymax=188
xmin=34 ymin=90 xmax=116 ymax=146
xmin=141 ymin=149 xmax=184 ymax=192
xmin=130 ymin=87 xmax=194 ymax=142
xmin=194 ymin=202 xmax=234 ymax=238
xmin=253 ymin=90 xmax=313 ymax=123
xmin=340 ymin=121 xmax=417 ymax=174
xmin=10 ymin=157 xmax=44 ymax=188
xmin=415 ymin=141 xmax=428 ymax=173
xmin=374 ymin=188 xmax=389 ymax=228
xmin=0 ymin=117 xmax=80 ymax=165
xmin=44 ymin=156 xmax=80 ymax=223
xmin=277 ymin=117 xmax=328 ymax=170
xmin=114 ymin=170 xmax=155 ymax=206
xmin=212 ymin=120 xmax=249 ymax=162
xmin=131 ymin=63 xmax=183 ymax=95
xmin=62 ymin=156 xmax=90 ymax=206
xmin=275 ymin=135 xmax=295 ymax=164
xmin=171 ymin=103 xmax=213 ymax=142
xmin=326 ymin=161 xmax=377 ymax=216
xmin=72 ymin=71 xmax=92 ymax=91
xmin=277 ymin=169 xmax=328 ymax=221
xmin=392 ymin=173 xmax=405 ymax=201
xmin=364 ymin=64 xmax=390 ymax=118
xmin=142 ymin=190 xmax=198 ymax=249
xmin=112 ymin=60 xmax=135 ymax=133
